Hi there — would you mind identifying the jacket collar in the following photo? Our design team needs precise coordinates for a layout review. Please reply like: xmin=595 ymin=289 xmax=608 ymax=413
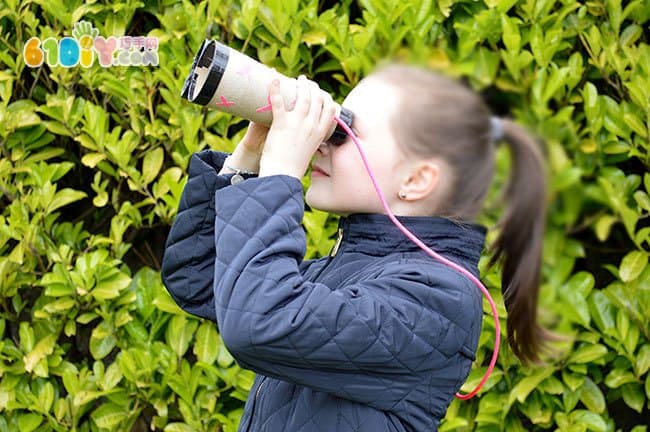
xmin=337 ymin=213 xmax=487 ymax=266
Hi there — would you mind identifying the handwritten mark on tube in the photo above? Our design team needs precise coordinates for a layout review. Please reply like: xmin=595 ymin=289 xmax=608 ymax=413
xmin=215 ymin=95 xmax=235 ymax=108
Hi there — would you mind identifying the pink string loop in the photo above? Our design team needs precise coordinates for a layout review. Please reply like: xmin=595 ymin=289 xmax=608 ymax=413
xmin=332 ymin=115 xmax=500 ymax=400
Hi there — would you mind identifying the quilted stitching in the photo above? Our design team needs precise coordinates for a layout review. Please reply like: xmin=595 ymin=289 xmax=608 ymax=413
xmin=161 ymin=150 xmax=486 ymax=432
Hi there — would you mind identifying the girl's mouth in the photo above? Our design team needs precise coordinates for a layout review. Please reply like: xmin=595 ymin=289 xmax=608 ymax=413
xmin=311 ymin=165 xmax=330 ymax=177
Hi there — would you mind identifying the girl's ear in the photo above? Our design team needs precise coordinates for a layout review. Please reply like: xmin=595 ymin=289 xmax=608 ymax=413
xmin=399 ymin=159 xmax=447 ymax=201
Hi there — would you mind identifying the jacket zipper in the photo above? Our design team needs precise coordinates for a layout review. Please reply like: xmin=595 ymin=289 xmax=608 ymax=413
xmin=245 ymin=376 xmax=267 ymax=432
xmin=310 ymin=227 xmax=343 ymax=282
xmin=330 ymin=227 xmax=343 ymax=257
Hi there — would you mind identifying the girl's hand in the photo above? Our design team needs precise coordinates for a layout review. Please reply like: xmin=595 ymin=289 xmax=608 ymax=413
xmin=239 ymin=121 xmax=270 ymax=155
xmin=259 ymin=75 xmax=338 ymax=179
xmin=218 ymin=121 xmax=269 ymax=175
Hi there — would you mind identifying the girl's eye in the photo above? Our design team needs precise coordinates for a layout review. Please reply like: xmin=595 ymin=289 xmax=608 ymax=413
xmin=325 ymin=133 xmax=346 ymax=146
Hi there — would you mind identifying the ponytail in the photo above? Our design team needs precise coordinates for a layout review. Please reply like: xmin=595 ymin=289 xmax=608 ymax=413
xmin=488 ymin=118 xmax=550 ymax=364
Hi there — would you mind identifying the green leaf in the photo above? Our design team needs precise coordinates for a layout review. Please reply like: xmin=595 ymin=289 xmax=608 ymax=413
xmin=20 ymin=322 xmax=35 ymax=352
xmin=132 ymin=267 xmax=158 ymax=320
xmin=595 ymin=215 xmax=617 ymax=241
xmin=606 ymin=0 xmax=622 ymax=34
xmin=164 ymin=423 xmax=195 ymax=432
xmin=124 ymin=320 xmax=148 ymax=345
xmin=74 ymin=390 xmax=112 ymax=408
xmin=257 ymin=4 xmax=286 ymax=43
xmin=617 ymin=308 xmax=630 ymax=341
xmin=302 ymin=30 xmax=327 ymax=46
xmin=621 ymin=382 xmax=645 ymax=413
xmin=62 ymin=370 xmax=80 ymax=396
xmin=42 ymin=121 xmax=72 ymax=137
xmin=604 ymin=369 xmax=637 ymax=388
xmin=23 ymin=334 xmax=57 ymax=374
xmin=579 ymin=377 xmax=606 ymax=414
xmin=551 ymin=167 xmax=582 ymax=191
xmin=118 ymin=350 xmax=138 ymax=382
xmin=101 ymin=362 xmax=124 ymax=391
xmin=568 ymin=344 xmax=607 ymax=364
xmin=508 ymin=367 xmax=555 ymax=405
xmin=142 ymin=147 xmax=164 ymax=185
xmin=539 ymin=376 xmax=563 ymax=397
xmin=570 ymin=410 xmax=607 ymax=432
xmin=589 ymin=291 xmax=616 ymax=332
xmin=542 ymin=66 xmax=569 ymax=102
xmin=47 ymin=188 xmax=87 ymax=213
xmin=624 ymin=325 xmax=641 ymax=358
xmin=153 ymin=290 xmax=190 ymax=315
xmin=77 ymin=312 xmax=99 ymax=324
xmin=634 ymin=191 xmax=650 ymax=211
xmin=81 ymin=152 xmax=107 ymax=168
xmin=562 ymin=371 xmax=586 ymax=391
xmin=38 ymin=382 xmax=55 ymax=413
xmin=91 ymin=402 xmax=127 ymax=429
xmin=218 ymin=344 xmax=235 ymax=368
xmin=619 ymin=251 xmax=648 ymax=282
xmin=501 ymin=15 xmax=520 ymax=52
xmin=166 ymin=315 xmax=198 ymax=358
xmin=18 ymin=413 xmax=43 ymax=432
xmin=90 ymin=321 xmax=117 ymax=360
xmin=559 ymin=288 xmax=590 ymax=326
xmin=624 ymin=112 xmax=648 ymax=138
xmin=602 ymin=140 xmax=630 ymax=154
xmin=194 ymin=322 xmax=219 ymax=364
xmin=567 ymin=271 xmax=595 ymax=297
xmin=94 ymin=271 xmax=131 ymax=300
xmin=636 ymin=344 xmax=650 ymax=376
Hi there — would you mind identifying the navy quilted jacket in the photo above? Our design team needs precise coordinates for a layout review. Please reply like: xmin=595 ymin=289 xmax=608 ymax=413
xmin=161 ymin=150 xmax=487 ymax=432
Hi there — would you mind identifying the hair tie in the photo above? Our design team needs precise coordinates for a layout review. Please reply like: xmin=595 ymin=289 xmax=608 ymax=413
xmin=490 ymin=116 xmax=503 ymax=143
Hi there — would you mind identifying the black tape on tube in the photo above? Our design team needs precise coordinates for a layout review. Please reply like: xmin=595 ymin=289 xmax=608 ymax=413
xmin=181 ymin=40 xmax=230 ymax=106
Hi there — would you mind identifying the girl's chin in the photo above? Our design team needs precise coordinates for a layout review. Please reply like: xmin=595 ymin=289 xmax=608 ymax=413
xmin=305 ymin=191 xmax=332 ymax=211
xmin=305 ymin=196 xmax=349 ymax=216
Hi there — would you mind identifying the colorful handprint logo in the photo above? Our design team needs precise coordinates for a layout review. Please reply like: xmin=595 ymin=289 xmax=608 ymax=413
xmin=23 ymin=21 xmax=159 ymax=68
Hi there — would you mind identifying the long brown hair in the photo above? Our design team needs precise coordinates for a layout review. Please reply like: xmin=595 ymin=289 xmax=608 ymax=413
xmin=372 ymin=64 xmax=550 ymax=364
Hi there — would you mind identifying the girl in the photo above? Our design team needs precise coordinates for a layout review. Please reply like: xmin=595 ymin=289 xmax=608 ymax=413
xmin=162 ymin=64 xmax=548 ymax=431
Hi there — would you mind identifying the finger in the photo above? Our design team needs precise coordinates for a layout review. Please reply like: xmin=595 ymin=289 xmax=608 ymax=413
xmin=305 ymin=80 xmax=323 ymax=130
xmin=250 ymin=120 xmax=269 ymax=131
xmin=248 ymin=121 xmax=269 ymax=138
xmin=318 ymin=94 xmax=337 ymax=140
xmin=294 ymin=75 xmax=311 ymax=116
xmin=268 ymin=79 xmax=285 ymax=120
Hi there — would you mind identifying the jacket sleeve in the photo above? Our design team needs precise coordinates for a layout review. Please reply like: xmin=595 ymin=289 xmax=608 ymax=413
xmin=161 ymin=149 xmax=258 ymax=321
xmin=214 ymin=174 xmax=478 ymax=410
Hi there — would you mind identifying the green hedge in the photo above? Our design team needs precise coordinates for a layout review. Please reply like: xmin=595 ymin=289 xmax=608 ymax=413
xmin=1 ymin=0 xmax=649 ymax=430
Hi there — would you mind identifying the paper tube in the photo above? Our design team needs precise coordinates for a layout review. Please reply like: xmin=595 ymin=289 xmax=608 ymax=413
xmin=181 ymin=40 xmax=353 ymax=144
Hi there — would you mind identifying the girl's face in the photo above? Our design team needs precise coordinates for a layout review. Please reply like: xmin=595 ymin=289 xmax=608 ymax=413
xmin=305 ymin=77 xmax=409 ymax=217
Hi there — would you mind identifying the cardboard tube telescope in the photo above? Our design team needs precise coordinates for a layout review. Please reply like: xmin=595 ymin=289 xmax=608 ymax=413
xmin=181 ymin=40 xmax=353 ymax=145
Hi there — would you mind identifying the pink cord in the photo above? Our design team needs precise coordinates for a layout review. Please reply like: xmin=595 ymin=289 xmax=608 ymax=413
xmin=332 ymin=116 xmax=500 ymax=400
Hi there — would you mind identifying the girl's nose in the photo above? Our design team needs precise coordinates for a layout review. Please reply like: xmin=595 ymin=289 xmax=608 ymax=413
xmin=316 ymin=141 xmax=330 ymax=156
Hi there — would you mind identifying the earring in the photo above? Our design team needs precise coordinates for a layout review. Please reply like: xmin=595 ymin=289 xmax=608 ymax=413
xmin=399 ymin=191 xmax=407 ymax=199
